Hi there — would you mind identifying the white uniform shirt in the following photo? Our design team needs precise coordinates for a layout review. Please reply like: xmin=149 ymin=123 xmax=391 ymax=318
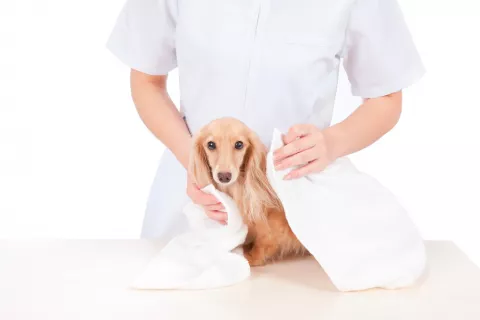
xmin=107 ymin=0 xmax=425 ymax=239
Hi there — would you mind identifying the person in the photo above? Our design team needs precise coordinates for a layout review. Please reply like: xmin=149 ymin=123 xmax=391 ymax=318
xmin=107 ymin=0 xmax=425 ymax=239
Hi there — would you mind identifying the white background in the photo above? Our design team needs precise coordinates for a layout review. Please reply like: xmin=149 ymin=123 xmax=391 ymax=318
xmin=1 ymin=1 xmax=479 ymax=266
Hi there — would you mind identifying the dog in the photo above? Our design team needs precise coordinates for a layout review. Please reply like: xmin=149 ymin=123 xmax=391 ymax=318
xmin=189 ymin=117 xmax=307 ymax=266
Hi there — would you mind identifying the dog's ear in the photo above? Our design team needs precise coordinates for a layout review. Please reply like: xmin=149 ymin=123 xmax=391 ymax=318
xmin=245 ymin=132 xmax=267 ymax=182
xmin=189 ymin=133 xmax=212 ymax=187
xmin=243 ymin=131 xmax=281 ymax=219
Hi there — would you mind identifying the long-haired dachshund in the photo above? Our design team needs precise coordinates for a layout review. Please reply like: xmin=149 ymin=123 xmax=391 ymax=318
xmin=189 ymin=117 xmax=307 ymax=266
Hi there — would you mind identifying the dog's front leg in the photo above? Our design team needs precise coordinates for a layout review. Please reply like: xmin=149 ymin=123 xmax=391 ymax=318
xmin=243 ymin=222 xmax=278 ymax=266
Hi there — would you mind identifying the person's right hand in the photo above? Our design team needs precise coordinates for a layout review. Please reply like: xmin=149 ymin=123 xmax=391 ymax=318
xmin=186 ymin=174 xmax=227 ymax=224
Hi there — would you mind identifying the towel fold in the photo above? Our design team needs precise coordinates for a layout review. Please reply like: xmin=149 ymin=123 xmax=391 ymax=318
xmin=131 ymin=185 xmax=250 ymax=290
xmin=267 ymin=129 xmax=426 ymax=291
xmin=132 ymin=129 xmax=426 ymax=291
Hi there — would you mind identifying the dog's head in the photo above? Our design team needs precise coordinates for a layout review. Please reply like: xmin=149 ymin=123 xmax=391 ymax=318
xmin=189 ymin=117 xmax=282 ymax=220
xmin=189 ymin=117 xmax=266 ymax=187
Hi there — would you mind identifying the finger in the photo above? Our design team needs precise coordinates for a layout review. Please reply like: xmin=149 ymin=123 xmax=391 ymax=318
xmin=194 ymin=188 xmax=221 ymax=206
xmin=275 ymin=147 xmax=319 ymax=170
xmin=205 ymin=203 xmax=226 ymax=212
xmin=189 ymin=178 xmax=204 ymax=191
xmin=282 ymin=124 xmax=316 ymax=145
xmin=206 ymin=210 xmax=228 ymax=223
xmin=284 ymin=159 xmax=327 ymax=180
xmin=274 ymin=134 xmax=317 ymax=162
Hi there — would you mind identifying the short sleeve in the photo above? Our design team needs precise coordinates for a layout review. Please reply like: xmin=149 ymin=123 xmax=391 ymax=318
xmin=106 ymin=0 xmax=178 ymax=75
xmin=342 ymin=0 xmax=425 ymax=98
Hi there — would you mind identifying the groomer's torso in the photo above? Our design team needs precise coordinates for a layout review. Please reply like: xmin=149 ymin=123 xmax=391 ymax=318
xmin=176 ymin=0 xmax=355 ymax=145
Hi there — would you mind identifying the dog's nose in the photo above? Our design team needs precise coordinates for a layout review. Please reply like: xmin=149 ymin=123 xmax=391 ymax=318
xmin=217 ymin=172 xmax=232 ymax=183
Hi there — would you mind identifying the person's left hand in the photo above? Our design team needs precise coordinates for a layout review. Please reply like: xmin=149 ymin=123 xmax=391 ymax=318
xmin=273 ymin=124 xmax=335 ymax=180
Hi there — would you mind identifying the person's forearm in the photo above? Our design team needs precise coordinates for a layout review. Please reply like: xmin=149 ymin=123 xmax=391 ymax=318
xmin=130 ymin=69 xmax=192 ymax=169
xmin=323 ymin=91 xmax=403 ymax=160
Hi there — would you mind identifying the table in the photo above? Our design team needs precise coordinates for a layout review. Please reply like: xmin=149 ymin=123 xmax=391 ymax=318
xmin=1 ymin=240 xmax=479 ymax=320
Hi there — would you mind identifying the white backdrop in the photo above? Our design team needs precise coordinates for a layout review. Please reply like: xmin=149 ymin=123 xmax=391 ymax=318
xmin=1 ymin=1 xmax=479 ymax=266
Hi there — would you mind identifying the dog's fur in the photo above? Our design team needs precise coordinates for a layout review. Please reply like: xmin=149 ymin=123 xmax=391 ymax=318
xmin=189 ymin=117 xmax=307 ymax=266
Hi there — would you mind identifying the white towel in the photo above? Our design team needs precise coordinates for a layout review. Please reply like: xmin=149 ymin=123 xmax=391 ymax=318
xmin=267 ymin=129 xmax=427 ymax=291
xmin=132 ymin=129 xmax=426 ymax=291
xmin=131 ymin=185 xmax=250 ymax=290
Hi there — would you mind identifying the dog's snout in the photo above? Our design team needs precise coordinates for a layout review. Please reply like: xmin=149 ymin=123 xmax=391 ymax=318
xmin=217 ymin=172 xmax=232 ymax=183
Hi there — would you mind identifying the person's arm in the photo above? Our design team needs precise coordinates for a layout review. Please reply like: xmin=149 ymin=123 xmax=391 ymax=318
xmin=325 ymin=90 xmax=402 ymax=159
xmin=130 ymin=69 xmax=226 ymax=221
xmin=130 ymin=69 xmax=191 ymax=169
xmin=273 ymin=0 xmax=425 ymax=179
xmin=273 ymin=91 xmax=402 ymax=179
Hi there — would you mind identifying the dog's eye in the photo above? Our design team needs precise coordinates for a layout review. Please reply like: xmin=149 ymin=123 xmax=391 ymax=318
xmin=234 ymin=141 xmax=244 ymax=150
xmin=207 ymin=141 xmax=216 ymax=150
